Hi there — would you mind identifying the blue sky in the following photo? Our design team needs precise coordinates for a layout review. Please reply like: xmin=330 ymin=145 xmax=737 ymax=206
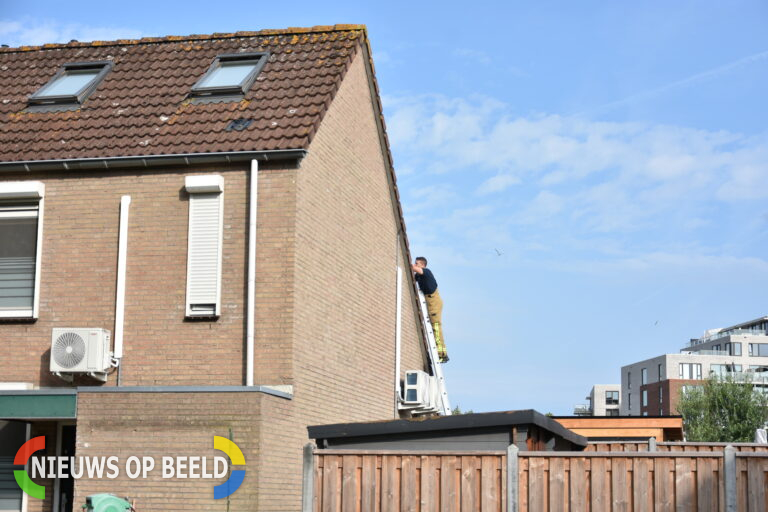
xmin=3 ymin=1 xmax=767 ymax=414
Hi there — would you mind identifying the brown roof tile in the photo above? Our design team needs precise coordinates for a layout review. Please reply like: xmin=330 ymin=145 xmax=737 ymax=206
xmin=0 ymin=25 xmax=365 ymax=162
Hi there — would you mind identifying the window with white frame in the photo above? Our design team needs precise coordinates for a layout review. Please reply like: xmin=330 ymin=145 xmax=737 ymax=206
xmin=679 ymin=363 xmax=702 ymax=380
xmin=184 ymin=175 xmax=224 ymax=317
xmin=642 ymin=389 xmax=648 ymax=407
xmin=0 ymin=182 xmax=45 ymax=318
xmin=641 ymin=367 xmax=648 ymax=385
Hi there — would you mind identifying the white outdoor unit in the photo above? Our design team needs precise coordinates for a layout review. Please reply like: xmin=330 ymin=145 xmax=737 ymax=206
xmin=399 ymin=370 xmax=439 ymax=414
xmin=50 ymin=328 xmax=111 ymax=381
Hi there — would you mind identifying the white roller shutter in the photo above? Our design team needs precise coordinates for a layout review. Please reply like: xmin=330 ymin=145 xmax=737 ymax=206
xmin=185 ymin=176 xmax=224 ymax=317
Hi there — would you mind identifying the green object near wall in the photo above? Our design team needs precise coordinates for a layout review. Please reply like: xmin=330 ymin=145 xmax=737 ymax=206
xmin=83 ymin=494 xmax=132 ymax=512
xmin=0 ymin=392 xmax=76 ymax=419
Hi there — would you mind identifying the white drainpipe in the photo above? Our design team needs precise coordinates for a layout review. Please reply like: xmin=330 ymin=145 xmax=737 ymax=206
xmin=114 ymin=196 xmax=131 ymax=381
xmin=394 ymin=265 xmax=403 ymax=415
xmin=246 ymin=161 xmax=258 ymax=386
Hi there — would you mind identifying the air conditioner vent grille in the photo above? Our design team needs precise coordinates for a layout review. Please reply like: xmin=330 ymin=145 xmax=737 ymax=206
xmin=52 ymin=331 xmax=86 ymax=369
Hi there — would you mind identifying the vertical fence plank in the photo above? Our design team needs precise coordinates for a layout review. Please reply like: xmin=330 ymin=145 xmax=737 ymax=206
xmin=440 ymin=456 xmax=459 ymax=512
xmin=519 ymin=455 xmax=529 ymax=512
xmin=460 ymin=456 xmax=479 ymax=511
xmin=654 ymin=457 xmax=674 ymax=512
xmin=695 ymin=457 xmax=718 ymax=512
xmin=736 ymin=456 xmax=747 ymax=512
xmin=675 ymin=457 xmax=696 ymax=512
xmin=381 ymin=455 xmax=400 ymax=512
xmin=528 ymin=457 xmax=548 ymax=512
xmin=746 ymin=457 xmax=766 ymax=512
xmin=548 ymin=457 xmax=566 ymax=511
xmin=632 ymin=457 xmax=653 ymax=512
xmin=481 ymin=455 xmax=501 ymax=512
xmin=611 ymin=457 xmax=630 ymax=512
xmin=360 ymin=455 xmax=377 ymax=512
xmin=341 ymin=455 xmax=360 ymax=512
xmin=590 ymin=457 xmax=610 ymax=512
xmin=315 ymin=454 xmax=324 ymax=512
xmin=420 ymin=456 xmax=438 ymax=512
xmin=323 ymin=455 xmax=341 ymax=512
xmin=569 ymin=457 xmax=588 ymax=512
xmin=400 ymin=456 xmax=419 ymax=512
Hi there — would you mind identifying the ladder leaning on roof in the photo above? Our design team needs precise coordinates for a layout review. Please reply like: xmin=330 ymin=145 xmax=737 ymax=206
xmin=418 ymin=289 xmax=452 ymax=416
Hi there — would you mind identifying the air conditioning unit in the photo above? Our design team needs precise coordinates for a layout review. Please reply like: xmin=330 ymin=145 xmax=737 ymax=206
xmin=399 ymin=370 xmax=439 ymax=414
xmin=50 ymin=328 xmax=111 ymax=382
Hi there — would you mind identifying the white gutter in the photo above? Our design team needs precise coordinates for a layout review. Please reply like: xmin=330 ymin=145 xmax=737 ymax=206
xmin=246 ymin=161 xmax=258 ymax=386
xmin=114 ymin=195 xmax=131 ymax=361
xmin=394 ymin=265 xmax=403 ymax=415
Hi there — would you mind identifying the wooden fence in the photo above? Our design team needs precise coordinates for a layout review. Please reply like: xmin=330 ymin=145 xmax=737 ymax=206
xmin=586 ymin=440 xmax=768 ymax=453
xmin=304 ymin=443 xmax=768 ymax=511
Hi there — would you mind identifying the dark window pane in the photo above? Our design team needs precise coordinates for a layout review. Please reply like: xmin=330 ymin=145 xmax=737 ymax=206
xmin=0 ymin=214 xmax=37 ymax=310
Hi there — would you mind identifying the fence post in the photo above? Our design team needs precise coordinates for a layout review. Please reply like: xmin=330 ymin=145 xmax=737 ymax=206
xmin=507 ymin=444 xmax=519 ymax=512
xmin=648 ymin=437 xmax=657 ymax=452
xmin=302 ymin=443 xmax=315 ymax=512
xmin=723 ymin=445 xmax=736 ymax=512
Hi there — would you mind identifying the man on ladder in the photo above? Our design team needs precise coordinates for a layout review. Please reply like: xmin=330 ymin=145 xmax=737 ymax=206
xmin=412 ymin=257 xmax=449 ymax=363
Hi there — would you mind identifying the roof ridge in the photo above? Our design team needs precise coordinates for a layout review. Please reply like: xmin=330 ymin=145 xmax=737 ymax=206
xmin=0 ymin=24 xmax=367 ymax=53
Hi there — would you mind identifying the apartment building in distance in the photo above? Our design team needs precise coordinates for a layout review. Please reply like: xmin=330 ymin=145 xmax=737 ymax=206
xmin=0 ymin=25 xmax=443 ymax=512
xmin=621 ymin=316 xmax=768 ymax=416
xmin=573 ymin=384 xmax=621 ymax=416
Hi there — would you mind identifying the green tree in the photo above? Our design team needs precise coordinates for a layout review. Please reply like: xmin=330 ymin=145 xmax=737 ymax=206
xmin=451 ymin=405 xmax=474 ymax=415
xmin=677 ymin=374 xmax=768 ymax=442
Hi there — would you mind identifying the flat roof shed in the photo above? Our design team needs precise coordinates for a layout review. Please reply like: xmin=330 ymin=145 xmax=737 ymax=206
xmin=553 ymin=416 xmax=684 ymax=442
xmin=308 ymin=409 xmax=588 ymax=451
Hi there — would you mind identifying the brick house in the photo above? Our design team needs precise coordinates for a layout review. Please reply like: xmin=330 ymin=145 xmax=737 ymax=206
xmin=0 ymin=25 xmax=440 ymax=511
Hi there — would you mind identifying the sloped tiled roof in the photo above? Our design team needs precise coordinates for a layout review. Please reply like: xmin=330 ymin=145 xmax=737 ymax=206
xmin=0 ymin=25 xmax=365 ymax=162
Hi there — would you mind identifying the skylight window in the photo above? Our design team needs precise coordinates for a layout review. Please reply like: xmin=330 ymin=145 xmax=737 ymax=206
xmin=29 ymin=61 xmax=111 ymax=106
xmin=190 ymin=53 xmax=268 ymax=98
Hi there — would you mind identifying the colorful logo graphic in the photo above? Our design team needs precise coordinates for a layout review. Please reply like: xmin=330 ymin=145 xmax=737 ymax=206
xmin=13 ymin=435 xmax=243 ymax=500
xmin=213 ymin=436 xmax=245 ymax=499
xmin=14 ymin=436 xmax=46 ymax=499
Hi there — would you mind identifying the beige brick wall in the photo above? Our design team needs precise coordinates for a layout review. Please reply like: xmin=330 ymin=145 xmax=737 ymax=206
xmin=0 ymin=160 xmax=297 ymax=388
xmin=256 ymin=48 xmax=430 ymax=510
xmin=73 ymin=391 xmax=265 ymax=511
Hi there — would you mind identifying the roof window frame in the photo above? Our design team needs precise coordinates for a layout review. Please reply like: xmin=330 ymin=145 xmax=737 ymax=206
xmin=190 ymin=52 xmax=269 ymax=99
xmin=28 ymin=61 xmax=112 ymax=107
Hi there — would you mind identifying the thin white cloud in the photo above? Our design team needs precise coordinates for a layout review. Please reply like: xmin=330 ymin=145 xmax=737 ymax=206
xmin=388 ymin=94 xmax=768 ymax=237
xmin=590 ymin=49 xmax=768 ymax=114
xmin=0 ymin=18 xmax=143 ymax=47
xmin=453 ymin=48 xmax=492 ymax=65
xmin=477 ymin=173 xmax=520 ymax=195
